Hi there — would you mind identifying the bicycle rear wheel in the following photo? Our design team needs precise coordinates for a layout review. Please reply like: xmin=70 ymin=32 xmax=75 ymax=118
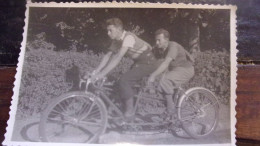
xmin=177 ymin=87 xmax=219 ymax=139
xmin=39 ymin=91 xmax=107 ymax=143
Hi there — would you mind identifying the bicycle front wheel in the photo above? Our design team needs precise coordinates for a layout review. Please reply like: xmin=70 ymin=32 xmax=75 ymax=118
xmin=39 ymin=91 xmax=107 ymax=143
xmin=177 ymin=87 xmax=219 ymax=139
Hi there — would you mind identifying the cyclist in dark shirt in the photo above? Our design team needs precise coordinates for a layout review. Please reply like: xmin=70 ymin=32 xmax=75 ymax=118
xmin=148 ymin=28 xmax=195 ymax=113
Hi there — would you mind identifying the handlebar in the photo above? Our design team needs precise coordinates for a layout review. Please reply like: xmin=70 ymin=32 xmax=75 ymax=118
xmin=142 ymin=84 xmax=157 ymax=94
xmin=79 ymin=76 xmax=114 ymax=92
xmin=79 ymin=72 xmax=157 ymax=94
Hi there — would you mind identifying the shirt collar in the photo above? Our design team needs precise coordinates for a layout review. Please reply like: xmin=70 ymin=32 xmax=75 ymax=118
xmin=119 ymin=31 xmax=126 ymax=40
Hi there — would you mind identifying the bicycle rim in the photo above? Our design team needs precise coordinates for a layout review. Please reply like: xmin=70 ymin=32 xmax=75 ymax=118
xmin=178 ymin=88 xmax=219 ymax=139
xmin=39 ymin=91 xmax=107 ymax=143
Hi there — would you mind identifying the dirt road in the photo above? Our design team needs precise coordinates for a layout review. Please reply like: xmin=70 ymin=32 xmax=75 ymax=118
xmin=11 ymin=103 xmax=231 ymax=144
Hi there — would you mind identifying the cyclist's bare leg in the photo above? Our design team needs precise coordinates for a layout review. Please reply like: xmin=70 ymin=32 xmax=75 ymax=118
xmin=166 ymin=94 xmax=175 ymax=114
xmin=119 ymin=62 xmax=161 ymax=118
xmin=124 ymin=98 xmax=134 ymax=118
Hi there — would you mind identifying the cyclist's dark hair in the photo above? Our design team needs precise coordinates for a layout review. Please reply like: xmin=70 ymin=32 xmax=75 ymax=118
xmin=106 ymin=18 xmax=123 ymax=30
xmin=155 ymin=28 xmax=170 ymax=39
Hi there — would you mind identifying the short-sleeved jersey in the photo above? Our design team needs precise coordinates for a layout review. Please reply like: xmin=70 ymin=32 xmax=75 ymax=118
xmin=108 ymin=31 xmax=153 ymax=62
xmin=165 ymin=41 xmax=194 ymax=69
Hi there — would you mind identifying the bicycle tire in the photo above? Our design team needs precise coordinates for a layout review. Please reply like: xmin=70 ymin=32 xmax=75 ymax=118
xmin=39 ymin=91 xmax=107 ymax=143
xmin=177 ymin=87 xmax=219 ymax=139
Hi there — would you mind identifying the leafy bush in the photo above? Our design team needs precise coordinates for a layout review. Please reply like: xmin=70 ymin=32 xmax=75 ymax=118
xmin=18 ymin=38 xmax=229 ymax=117
xmin=186 ymin=50 xmax=230 ymax=104
xmin=17 ymin=39 xmax=133 ymax=117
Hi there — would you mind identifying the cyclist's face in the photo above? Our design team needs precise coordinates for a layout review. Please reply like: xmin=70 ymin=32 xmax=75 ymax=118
xmin=155 ymin=34 xmax=169 ymax=49
xmin=107 ymin=25 xmax=121 ymax=40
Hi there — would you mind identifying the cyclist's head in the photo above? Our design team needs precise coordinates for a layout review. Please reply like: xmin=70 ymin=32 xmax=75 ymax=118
xmin=106 ymin=18 xmax=123 ymax=30
xmin=106 ymin=18 xmax=124 ymax=40
xmin=155 ymin=28 xmax=170 ymax=49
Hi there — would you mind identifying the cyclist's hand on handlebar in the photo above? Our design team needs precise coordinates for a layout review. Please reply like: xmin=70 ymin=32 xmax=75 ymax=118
xmin=83 ymin=73 xmax=91 ymax=80
xmin=91 ymin=70 xmax=99 ymax=76
xmin=91 ymin=73 xmax=105 ymax=83
xmin=144 ymin=76 xmax=154 ymax=94
xmin=83 ymin=70 xmax=100 ymax=80
xmin=147 ymin=75 xmax=155 ymax=86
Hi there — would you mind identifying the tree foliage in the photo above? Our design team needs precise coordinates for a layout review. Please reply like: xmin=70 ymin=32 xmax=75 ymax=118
xmin=27 ymin=7 xmax=230 ymax=53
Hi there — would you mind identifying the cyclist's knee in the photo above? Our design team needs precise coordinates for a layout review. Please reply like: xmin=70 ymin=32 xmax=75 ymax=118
xmin=162 ymin=87 xmax=174 ymax=95
xmin=159 ymin=79 xmax=174 ymax=94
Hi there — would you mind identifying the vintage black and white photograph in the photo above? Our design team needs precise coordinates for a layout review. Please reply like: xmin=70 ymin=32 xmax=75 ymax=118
xmin=3 ymin=2 xmax=237 ymax=146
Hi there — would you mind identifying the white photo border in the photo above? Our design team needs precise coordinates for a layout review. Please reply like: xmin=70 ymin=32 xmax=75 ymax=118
xmin=3 ymin=2 xmax=237 ymax=146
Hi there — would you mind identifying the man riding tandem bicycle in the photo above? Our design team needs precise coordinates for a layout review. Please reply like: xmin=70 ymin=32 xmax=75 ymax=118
xmin=39 ymin=18 xmax=220 ymax=143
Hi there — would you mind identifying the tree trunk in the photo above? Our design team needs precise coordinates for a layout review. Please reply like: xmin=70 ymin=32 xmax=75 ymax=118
xmin=188 ymin=22 xmax=200 ymax=56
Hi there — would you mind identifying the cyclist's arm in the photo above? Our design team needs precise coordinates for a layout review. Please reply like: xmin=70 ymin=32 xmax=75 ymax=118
xmin=98 ymin=46 xmax=129 ymax=77
xmin=150 ymin=45 xmax=178 ymax=78
xmin=150 ymin=57 xmax=173 ymax=78
xmin=95 ymin=51 xmax=113 ymax=73
xmin=97 ymin=35 xmax=134 ymax=77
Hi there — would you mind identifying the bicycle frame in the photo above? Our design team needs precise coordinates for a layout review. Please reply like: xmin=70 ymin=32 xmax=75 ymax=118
xmin=99 ymin=91 xmax=124 ymax=118
xmin=81 ymin=78 xmax=161 ymax=120
xmin=40 ymin=78 xmax=220 ymax=142
xmin=80 ymin=78 xmax=193 ymax=121
xmin=81 ymin=78 xmax=125 ymax=118
xmin=93 ymin=82 xmax=168 ymax=120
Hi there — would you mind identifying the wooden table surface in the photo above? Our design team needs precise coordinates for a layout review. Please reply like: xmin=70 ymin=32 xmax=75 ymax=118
xmin=0 ymin=65 xmax=260 ymax=145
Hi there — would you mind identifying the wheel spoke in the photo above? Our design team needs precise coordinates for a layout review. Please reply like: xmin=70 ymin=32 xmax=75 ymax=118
xmin=179 ymin=89 xmax=219 ymax=138
xmin=61 ymin=98 xmax=71 ymax=110
xmin=197 ymin=93 xmax=207 ymax=104
xmin=50 ymin=109 xmax=70 ymax=118
xmin=76 ymin=102 xmax=89 ymax=118
xmin=56 ymin=102 xmax=67 ymax=113
xmin=87 ymin=107 xmax=101 ymax=119
xmin=47 ymin=117 xmax=74 ymax=125
xmin=80 ymin=101 xmax=94 ymax=120
xmin=201 ymin=102 xmax=211 ymax=109
xmin=180 ymin=113 xmax=199 ymax=121
xmin=181 ymin=106 xmax=196 ymax=115
xmin=181 ymin=108 xmax=195 ymax=113
xmin=79 ymin=120 xmax=103 ymax=127
xmin=40 ymin=92 xmax=107 ymax=143
xmin=187 ymin=97 xmax=201 ymax=111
